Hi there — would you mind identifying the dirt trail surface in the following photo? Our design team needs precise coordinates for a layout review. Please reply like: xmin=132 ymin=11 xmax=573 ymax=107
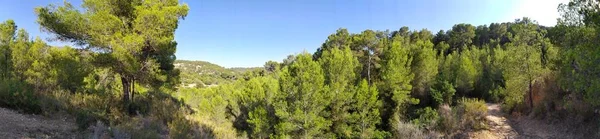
xmin=0 ymin=107 xmax=79 ymax=139
xmin=469 ymin=103 xmax=582 ymax=139
xmin=470 ymin=103 xmax=518 ymax=139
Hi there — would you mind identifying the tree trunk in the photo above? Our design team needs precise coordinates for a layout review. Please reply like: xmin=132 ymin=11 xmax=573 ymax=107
xmin=367 ymin=51 xmax=371 ymax=86
xmin=131 ymin=77 xmax=135 ymax=101
xmin=528 ymin=80 xmax=534 ymax=109
xmin=121 ymin=76 xmax=130 ymax=103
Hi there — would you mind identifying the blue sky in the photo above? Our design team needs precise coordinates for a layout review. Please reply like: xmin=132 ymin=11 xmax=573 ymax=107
xmin=0 ymin=0 xmax=567 ymax=68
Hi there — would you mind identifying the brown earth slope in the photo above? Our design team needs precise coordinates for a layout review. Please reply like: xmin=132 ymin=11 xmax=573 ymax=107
xmin=0 ymin=107 xmax=79 ymax=139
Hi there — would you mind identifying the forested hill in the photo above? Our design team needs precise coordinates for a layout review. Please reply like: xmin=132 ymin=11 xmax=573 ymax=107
xmin=175 ymin=60 xmax=259 ymax=88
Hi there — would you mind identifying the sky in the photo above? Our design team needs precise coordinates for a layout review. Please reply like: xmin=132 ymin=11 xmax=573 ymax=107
xmin=0 ymin=0 xmax=568 ymax=68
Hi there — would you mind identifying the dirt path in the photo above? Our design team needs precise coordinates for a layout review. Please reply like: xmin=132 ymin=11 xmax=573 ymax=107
xmin=469 ymin=103 xmax=585 ymax=139
xmin=484 ymin=103 xmax=519 ymax=138
xmin=0 ymin=107 xmax=79 ymax=138
xmin=470 ymin=103 xmax=519 ymax=139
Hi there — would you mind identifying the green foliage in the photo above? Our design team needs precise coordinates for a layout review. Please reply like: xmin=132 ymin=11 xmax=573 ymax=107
xmin=430 ymin=79 xmax=456 ymax=106
xmin=381 ymin=35 xmax=416 ymax=109
xmin=448 ymin=24 xmax=476 ymax=52
xmin=0 ymin=20 xmax=16 ymax=79
xmin=411 ymin=107 xmax=439 ymax=130
xmin=49 ymin=47 xmax=91 ymax=93
xmin=247 ymin=106 xmax=271 ymax=139
xmin=242 ymin=77 xmax=279 ymax=138
xmin=274 ymin=53 xmax=331 ymax=138
xmin=351 ymin=30 xmax=386 ymax=83
xmin=319 ymin=45 xmax=358 ymax=138
xmin=487 ymin=87 xmax=505 ymax=103
xmin=175 ymin=83 xmax=240 ymax=138
xmin=36 ymin=0 xmax=189 ymax=103
xmin=495 ymin=25 xmax=546 ymax=111
xmin=552 ymin=1 xmax=600 ymax=107
xmin=456 ymin=98 xmax=488 ymax=130
xmin=75 ymin=110 xmax=97 ymax=130
xmin=314 ymin=28 xmax=352 ymax=59
xmin=382 ymin=35 xmax=421 ymax=137
xmin=263 ymin=60 xmax=280 ymax=73
xmin=175 ymin=60 xmax=248 ymax=87
xmin=9 ymin=29 xmax=29 ymax=79
xmin=0 ymin=79 xmax=41 ymax=114
xmin=455 ymin=49 xmax=482 ymax=94
xmin=352 ymin=80 xmax=384 ymax=138
xmin=434 ymin=41 xmax=451 ymax=56
xmin=409 ymin=33 xmax=439 ymax=102
xmin=474 ymin=47 xmax=504 ymax=101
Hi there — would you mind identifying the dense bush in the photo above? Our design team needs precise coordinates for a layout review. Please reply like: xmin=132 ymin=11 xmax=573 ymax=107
xmin=456 ymin=98 xmax=488 ymax=130
xmin=487 ymin=87 xmax=505 ymax=103
xmin=430 ymin=79 xmax=456 ymax=106
xmin=411 ymin=107 xmax=440 ymax=130
xmin=0 ymin=79 xmax=41 ymax=114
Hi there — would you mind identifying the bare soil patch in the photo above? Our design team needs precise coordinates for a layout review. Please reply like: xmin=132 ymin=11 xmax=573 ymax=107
xmin=0 ymin=107 xmax=79 ymax=139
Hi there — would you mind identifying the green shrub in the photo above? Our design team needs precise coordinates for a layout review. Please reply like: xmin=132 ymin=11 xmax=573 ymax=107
xmin=372 ymin=131 xmax=392 ymax=139
xmin=487 ymin=87 xmax=504 ymax=103
xmin=75 ymin=110 xmax=95 ymax=129
xmin=502 ymin=95 xmax=526 ymax=113
xmin=0 ymin=79 xmax=41 ymax=114
xmin=411 ymin=107 xmax=439 ymax=130
xmin=430 ymin=80 xmax=456 ymax=106
xmin=39 ymin=90 xmax=72 ymax=114
xmin=148 ymin=95 xmax=182 ymax=124
xmin=457 ymin=98 xmax=488 ymax=130
xmin=69 ymin=93 xmax=116 ymax=128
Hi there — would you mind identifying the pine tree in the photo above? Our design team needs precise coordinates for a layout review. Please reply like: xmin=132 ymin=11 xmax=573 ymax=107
xmin=455 ymin=49 xmax=481 ymax=95
xmin=352 ymin=80 xmax=384 ymax=138
xmin=319 ymin=45 xmax=359 ymax=138
xmin=0 ymin=20 xmax=16 ymax=79
xmin=36 ymin=0 xmax=189 ymax=103
xmin=24 ymin=37 xmax=55 ymax=91
xmin=408 ymin=30 xmax=439 ymax=104
xmin=380 ymin=35 xmax=417 ymax=136
xmin=274 ymin=53 xmax=331 ymax=138
xmin=10 ymin=29 xmax=30 ymax=81
xmin=244 ymin=77 xmax=279 ymax=138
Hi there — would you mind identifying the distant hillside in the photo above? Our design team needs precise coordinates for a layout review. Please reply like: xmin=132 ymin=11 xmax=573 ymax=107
xmin=229 ymin=67 xmax=263 ymax=73
xmin=174 ymin=60 xmax=260 ymax=88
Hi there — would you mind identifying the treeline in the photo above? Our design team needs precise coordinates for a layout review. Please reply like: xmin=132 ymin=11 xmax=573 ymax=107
xmin=176 ymin=1 xmax=600 ymax=138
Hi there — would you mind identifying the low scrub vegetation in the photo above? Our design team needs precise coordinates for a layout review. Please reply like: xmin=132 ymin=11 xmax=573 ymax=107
xmin=457 ymin=98 xmax=488 ymax=130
